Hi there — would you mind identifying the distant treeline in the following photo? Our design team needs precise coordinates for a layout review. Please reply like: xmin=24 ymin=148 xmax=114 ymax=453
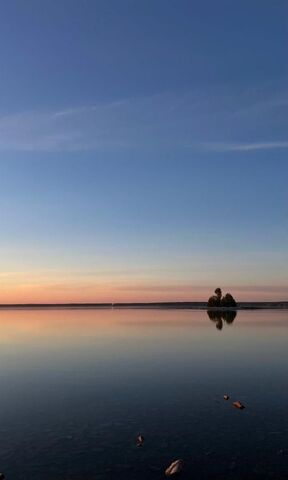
xmin=0 ymin=302 xmax=287 ymax=310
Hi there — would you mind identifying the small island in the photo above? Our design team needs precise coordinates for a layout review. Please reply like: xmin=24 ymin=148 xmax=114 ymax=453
xmin=207 ymin=287 xmax=237 ymax=308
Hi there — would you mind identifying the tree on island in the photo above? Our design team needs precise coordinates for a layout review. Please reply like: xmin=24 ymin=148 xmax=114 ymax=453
xmin=207 ymin=288 xmax=237 ymax=308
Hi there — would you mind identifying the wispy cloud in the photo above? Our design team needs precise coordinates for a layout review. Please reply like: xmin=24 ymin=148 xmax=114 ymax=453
xmin=206 ymin=141 xmax=288 ymax=152
xmin=0 ymin=87 xmax=287 ymax=152
xmin=0 ymin=99 xmax=134 ymax=152
xmin=51 ymin=99 xmax=129 ymax=118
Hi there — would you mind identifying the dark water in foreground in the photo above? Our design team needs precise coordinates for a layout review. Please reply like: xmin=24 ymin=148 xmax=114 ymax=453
xmin=0 ymin=309 xmax=287 ymax=479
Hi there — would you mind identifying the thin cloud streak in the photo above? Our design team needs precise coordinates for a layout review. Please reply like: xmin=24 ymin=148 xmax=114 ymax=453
xmin=0 ymin=88 xmax=287 ymax=152
xmin=51 ymin=99 xmax=129 ymax=118
xmin=209 ymin=141 xmax=288 ymax=152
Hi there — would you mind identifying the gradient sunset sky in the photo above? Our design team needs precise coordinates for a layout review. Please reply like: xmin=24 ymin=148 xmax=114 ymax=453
xmin=0 ymin=1 xmax=287 ymax=303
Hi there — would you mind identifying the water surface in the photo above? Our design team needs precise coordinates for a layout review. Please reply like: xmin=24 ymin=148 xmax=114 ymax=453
xmin=0 ymin=308 xmax=287 ymax=479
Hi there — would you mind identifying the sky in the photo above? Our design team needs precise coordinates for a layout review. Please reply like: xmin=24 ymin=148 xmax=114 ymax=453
xmin=0 ymin=0 xmax=287 ymax=303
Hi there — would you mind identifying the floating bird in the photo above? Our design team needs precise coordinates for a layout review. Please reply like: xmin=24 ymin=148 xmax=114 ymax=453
xmin=223 ymin=394 xmax=230 ymax=400
xmin=165 ymin=459 xmax=183 ymax=476
xmin=136 ymin=434 xmax=144 ymax=447
xmin=233 ymin=400 xmax=245 ymax=410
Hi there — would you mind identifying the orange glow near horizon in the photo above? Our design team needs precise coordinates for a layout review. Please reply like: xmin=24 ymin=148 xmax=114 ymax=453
xmin=0 ymin=278 xmax=287 ymax=303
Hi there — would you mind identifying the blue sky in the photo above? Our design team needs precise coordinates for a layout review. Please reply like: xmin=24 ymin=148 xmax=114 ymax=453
xmin=0 ymin=1 xmax=287 ymax=302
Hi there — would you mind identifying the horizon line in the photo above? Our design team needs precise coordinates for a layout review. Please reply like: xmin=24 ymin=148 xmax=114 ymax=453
xmin=0 ymin=300 xmax=287 ymax=310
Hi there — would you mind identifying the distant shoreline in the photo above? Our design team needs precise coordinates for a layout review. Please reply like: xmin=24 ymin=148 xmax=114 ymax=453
xmin=0 ymin=302 xmax=287 ymax=310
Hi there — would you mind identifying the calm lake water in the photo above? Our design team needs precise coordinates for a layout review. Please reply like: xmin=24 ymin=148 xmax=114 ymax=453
xmin=0 ymin=308 xmax=287 ymax=479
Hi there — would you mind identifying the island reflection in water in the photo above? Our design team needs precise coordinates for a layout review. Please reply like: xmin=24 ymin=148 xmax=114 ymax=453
xmin=207 ymin=309 xmax=237 ymax=330
xmin=0 ymin=308 xmax=287 ymax=480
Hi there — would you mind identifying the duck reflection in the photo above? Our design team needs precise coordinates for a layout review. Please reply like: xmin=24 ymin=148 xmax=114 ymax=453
xmin=207 ymin=310 xmax=237 ymax=330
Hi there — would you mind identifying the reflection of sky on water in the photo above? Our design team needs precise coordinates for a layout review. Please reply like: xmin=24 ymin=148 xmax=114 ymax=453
xmin=0 ymin=309 xmax=287 ymax=479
